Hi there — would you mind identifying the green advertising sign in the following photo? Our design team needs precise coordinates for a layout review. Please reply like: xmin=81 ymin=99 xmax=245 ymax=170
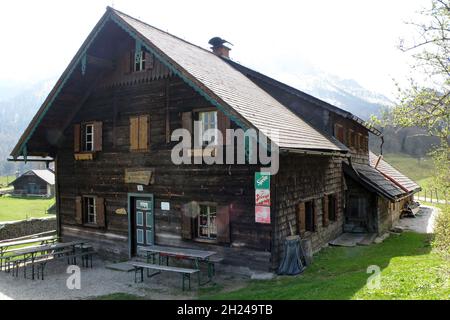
xmin=255 ymin=172 xmax=270 ymax=190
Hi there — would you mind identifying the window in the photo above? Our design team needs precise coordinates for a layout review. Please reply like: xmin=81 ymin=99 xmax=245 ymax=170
xmin=197 ymin=111 xmax=218 ymax=147
xmin=83 ymin=123 xmax=94 ymax=152
xmin=196 ymin=204 xmax=217 ymax=240
xmin=305 ymin=200 xmax=315 ymax=232
xmin=334 ymin=124 xmax=345 ymax=144
xmin=130 ymin=115 xmax=149 ymax=151
xmin=83 ymin=196 xmax=96 ymax=224
xmin=328 ymin=194 xmax=337 ymax=221
xmin=134 ymin=51 xmax=146 ymax=72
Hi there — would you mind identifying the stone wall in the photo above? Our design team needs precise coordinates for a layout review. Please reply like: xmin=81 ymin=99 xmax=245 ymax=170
xmin=0 ymin=217 xmax=56 ymax=241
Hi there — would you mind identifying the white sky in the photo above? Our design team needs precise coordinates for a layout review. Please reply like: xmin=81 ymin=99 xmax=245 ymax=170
xmin=0 ymin=0 xmax=429 ymax=98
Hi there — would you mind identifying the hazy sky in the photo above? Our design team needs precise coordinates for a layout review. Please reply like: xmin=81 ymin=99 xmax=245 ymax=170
xmin=0 ymin=0 xmax=429 ymax=98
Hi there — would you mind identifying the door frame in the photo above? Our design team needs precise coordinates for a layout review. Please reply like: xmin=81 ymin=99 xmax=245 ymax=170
xmin=127 ymin=193 xmax=154 ymax=258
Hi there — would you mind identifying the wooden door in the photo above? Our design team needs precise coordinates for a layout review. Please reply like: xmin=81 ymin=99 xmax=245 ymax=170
xmin=132 ymin=196 xmax=154 ymax=253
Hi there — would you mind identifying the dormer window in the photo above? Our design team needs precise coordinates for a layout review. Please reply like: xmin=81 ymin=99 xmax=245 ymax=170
xmin=134 ymin=51 xmax=146 ymax=72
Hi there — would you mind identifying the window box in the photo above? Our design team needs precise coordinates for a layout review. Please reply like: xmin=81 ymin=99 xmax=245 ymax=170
xmin=74 ymin=152 xmax=95 ymax=161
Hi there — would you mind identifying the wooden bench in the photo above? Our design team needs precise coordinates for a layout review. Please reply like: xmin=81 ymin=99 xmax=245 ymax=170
xmin=130 ymin=262 xmax=199 ymax=291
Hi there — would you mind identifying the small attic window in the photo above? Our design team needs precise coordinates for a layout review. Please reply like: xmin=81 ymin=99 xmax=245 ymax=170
xmin=133 ymin=50 xmax=146 ymax=72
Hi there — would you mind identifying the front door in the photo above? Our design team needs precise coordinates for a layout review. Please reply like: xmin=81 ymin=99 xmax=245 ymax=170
xmin=132 ymin=196 xmax=154 ymax=254
xmin=27 ymin=183 xmax=38 ymax=194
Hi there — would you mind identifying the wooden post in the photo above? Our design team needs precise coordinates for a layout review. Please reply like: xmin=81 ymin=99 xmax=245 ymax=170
xmin=435 ymin=189 xmax=439 ymax=203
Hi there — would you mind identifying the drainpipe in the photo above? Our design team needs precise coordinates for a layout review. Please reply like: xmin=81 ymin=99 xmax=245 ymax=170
xmin=380 ymin=135 xmax=384 ymax=155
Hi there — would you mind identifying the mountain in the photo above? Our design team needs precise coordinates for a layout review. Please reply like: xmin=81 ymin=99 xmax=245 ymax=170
xmin=0 ymin=79 xmax=55 ymax=175
xmin=269 ymin=64 xmax=393 ymax=120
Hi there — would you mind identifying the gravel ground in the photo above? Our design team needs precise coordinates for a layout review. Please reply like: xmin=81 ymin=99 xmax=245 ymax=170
xmin=0 ymin=258 xmax=247 ymax=300
xmin=396 ymin=205 xmax=439 ymax=234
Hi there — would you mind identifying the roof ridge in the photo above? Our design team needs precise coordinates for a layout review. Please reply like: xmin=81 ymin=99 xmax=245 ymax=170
xmin=107 ymin=6 xmax=216 ymax=58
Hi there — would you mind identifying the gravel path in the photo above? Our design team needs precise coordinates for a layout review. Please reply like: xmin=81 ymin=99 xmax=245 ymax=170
xmin=395 ymin=205 xmax=439 ymax=234
xmin=0 ymin=258 xmax=248 ymax=300
xmin=0 ymin=258 xmax=215 ymax=300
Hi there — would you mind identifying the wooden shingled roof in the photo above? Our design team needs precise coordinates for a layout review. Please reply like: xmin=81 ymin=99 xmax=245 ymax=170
xmin=11 ymin=7 xmax=350 ymax=159
xmin=369 ymin=152 xmax=421 ymax=193
xmin=111 ymin=9 xmax=346 ymax=152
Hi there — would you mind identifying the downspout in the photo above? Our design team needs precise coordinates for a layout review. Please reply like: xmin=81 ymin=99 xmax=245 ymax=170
xmin=380 ymin=135 xmax=384 ymax=155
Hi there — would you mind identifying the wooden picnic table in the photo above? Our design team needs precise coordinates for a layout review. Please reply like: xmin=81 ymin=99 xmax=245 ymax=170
xmin=0 ymin=236 xmax=58 ymax=256
xmin=2 ymin=240 xmax=86 ymax=279
xmin=138 ymin=245 xmax=217 ymax=285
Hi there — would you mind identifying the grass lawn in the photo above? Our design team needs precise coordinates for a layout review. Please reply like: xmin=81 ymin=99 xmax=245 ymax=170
xmin=0 ymin=176 xmax=15 ymax=188
xmin=382 ymin=153 xmax=435 ymax=183
xmin=0 ymin=196 xmax=55 ymax=222
xmin=201 ymin=232 xmax=450 ymax=300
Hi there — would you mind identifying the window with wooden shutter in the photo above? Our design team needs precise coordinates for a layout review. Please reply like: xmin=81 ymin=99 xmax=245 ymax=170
xmin=305 ymin=200 xmax=316 ymax=232
xmin=322 ymin=196 xmax=329 ymax=227
xmin=129 ymin=115 xmax=149 ymax=151
xmin=216 ymin=204 xmax=230 ymax=243
xmin=181 ymin=202 xmax=195 ymax=240
xmin=217 ymin=110 xmax=230 ymax=146
xmin=75 ymin=196 xmax=82 ymax=224
xmin=96 ymin=197 xmax=106 ymax=227
xmin=297 ymin=202 xmax=306 ymax=234
xmin=328 ymin=194 xmax=337 ymax=221
xmin=334 ymin=124 xmax=345 ymax=144
xmin=93 ymin=121 xmax=102 ymax=152
xmin=74 ymin=124 xmax=81 ymax=153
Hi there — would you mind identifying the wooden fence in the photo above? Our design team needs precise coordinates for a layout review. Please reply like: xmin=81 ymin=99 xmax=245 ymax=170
xmin=414 ymin=189 xmax=448 ymax=205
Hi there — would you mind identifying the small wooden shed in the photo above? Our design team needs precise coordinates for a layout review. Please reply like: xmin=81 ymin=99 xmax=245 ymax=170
xmin=10 ymin=170 xmax=55 ymax=198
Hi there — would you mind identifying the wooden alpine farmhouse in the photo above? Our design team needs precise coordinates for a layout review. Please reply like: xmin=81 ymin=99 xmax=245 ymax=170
xmin=10 ymin=169 xmax=55 ymax=197
xmin=10 ymin=7 xmax=420 ymax=271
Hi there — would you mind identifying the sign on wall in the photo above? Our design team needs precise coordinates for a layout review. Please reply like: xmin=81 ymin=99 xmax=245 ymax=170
xmin=255 ymin=206 xmax=271 ymax=224
xmin=255 ymin=172 xmax=271 ymax=224
xmin=255 ymin=172 xmax=270 ymax=190
xmin=255 ymin=189 xmax=270 ymax=206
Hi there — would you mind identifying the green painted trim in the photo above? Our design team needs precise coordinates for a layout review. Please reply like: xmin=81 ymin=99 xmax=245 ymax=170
xmin=17 ymin=13 xmax=112 ymax=158
xmin=81 ymin=54 xmax=87 ymax=76
xmin=109 ymin=14 xmax=249 ymax=131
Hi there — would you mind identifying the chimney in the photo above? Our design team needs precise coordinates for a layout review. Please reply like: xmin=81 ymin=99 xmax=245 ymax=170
xmin=208 ymin=37 xmax=232 ymax=58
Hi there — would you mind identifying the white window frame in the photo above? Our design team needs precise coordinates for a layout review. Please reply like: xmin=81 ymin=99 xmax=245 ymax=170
xmin=198 ymin=111 xmax=218 ymax=147
xmin=134 ymin=51 xmax=146 ymax=72
xmin=84 ymin=123 xmax=94 ymax=152
xmin=84 ymin=196 xmax=96 ymax=224
xmin=197 ymin=204 xmax=217 ymax=240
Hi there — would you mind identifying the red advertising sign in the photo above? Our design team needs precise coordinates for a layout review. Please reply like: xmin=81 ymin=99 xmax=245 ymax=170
xmin=255 ymin=189 xmax=270 ymax=206
xmin=255 ymin=206 xmax=271 ymax=224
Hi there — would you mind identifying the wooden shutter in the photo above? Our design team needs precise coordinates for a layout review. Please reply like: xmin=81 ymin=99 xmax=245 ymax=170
xmin=130 ymin=116 xmax=139 ymax=151
xmin=93 ymin=121 xmax=102 ymax=152
xmin=182 ymin=112 xmax=192 ymax=135
xmin=216 ymin=205 xmax=230 ymax=243
xmin=138 ymin=115 xmax=149 ymax=150
xmin=313 ymin=199 xmax=319 ymax=231
xmin=217 ymin=110 xmax=230 ymax=145
xmin=74 ymin=124 xmax=81 ymax=153
xmin=96 ymin=197 xmax=105 ymax=227
xmin=323 ymin=196 xmax=329 ymax=227
xmin=75 ymin=196 xmax=82 ymax=224
xmin=181 ymin=202 xmax=193 ymax=240
xmin=297 ymin=202 xmax=306 ymax=234
xmin=333 ymin=193 xmax=339 ymax=220
xmin=124 ymin=52 xmax=132 ymax=74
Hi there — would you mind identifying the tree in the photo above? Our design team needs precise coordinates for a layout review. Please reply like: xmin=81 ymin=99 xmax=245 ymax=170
xmin=374 ymin=0 xmax=449 ymax=195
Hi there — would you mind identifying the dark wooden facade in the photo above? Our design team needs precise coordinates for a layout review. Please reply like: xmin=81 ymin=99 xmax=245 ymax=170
xmin=11 ymin=8 xmax=420 ymax=273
